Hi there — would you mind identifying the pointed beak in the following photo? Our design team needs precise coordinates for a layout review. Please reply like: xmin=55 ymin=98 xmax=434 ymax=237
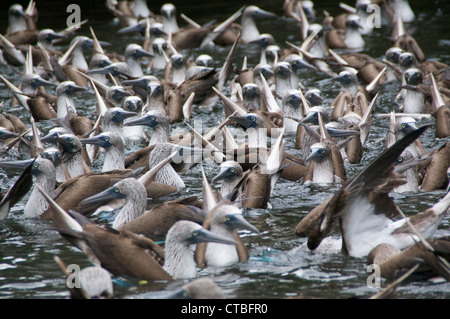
xmin=80 ymin=135 xmax=111 ymax=148
xmin=188 ymin=228 xmax=237 ymax=245
xmin=212 ymin=168 xmax=234 ymax=184
xmin=111 ymin=109 xmax=138 ymax=123
xmin=253 ymin=8 xmax=277 ymax=19
xmin=133 ymin=48 xmax=154 ymax=59
xmin=291 ymin=59 xmax=317 ymax=72
xmin=306 ymin=148 xmax=325 ymax=163
xmin=41 ymin=131 xmax=60 ymax=143
xmin=80 ymin=186 xmax=126 ymax=209
xmin=87 ymin=65 xmax=116 ymax=75
xmin=308 ymin=93 xmax=323 ymax=106
xmin=122 ymin=78 xmax=151 ymax=89
xmin=54 ymin=136 xmax=74 ymax=152
xmin=301 ymin=111 xmax=319 ymax=125
xmin=225 ymin=214 xmax=260 ymax=234
xmin=0 ymin=129 xmax=19 ymax=140
xmin=229 ymin=115 xmax=256 ymax=129
xmin=33 ymin=77 xmax=57 ymax=88
xmin=117 ymin=23 xmax=146 ymax=34
xmin=47 ymin=31 xmax=68 ymax=41
xmin=0 ymin=159 xmax=35 ymax=170
xmin=65 ymin=83 xmax=87 ymax=95
xmin=123 ymin=113 xmax=157 ymax=127
xmin=326 ymin=127 xmax=359 ymax=138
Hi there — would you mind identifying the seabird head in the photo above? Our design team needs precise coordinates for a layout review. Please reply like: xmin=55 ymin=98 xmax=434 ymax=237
xmin=283 ymin=54 xmax=317 ymax=72
xmin=385 ymin=47 xmax=403 ymax=64
xmin=249 ymin=33 xmax=276 ymax=49
xmin=345 ymin=14 xmax=364 ymax=30
xmin=167 ymin=220 xmax=237 ymax=247
xmin=395 ymin=116 xmax=418 ymax=138
xmin=212 ymin=161 xmax=243 ymax=184
xmin=125 ymin=43 xmax=154 ymax=61
xmin=195 ymin=54 xmax=214 ymax=68
xmin=103 ymin=107 xmax=137 ymax=125
xmin=41 ymin=127 xmax=70 ymax=144
xmin=304 ymin=89 xmax=323 ymax=106
xmin=37 ymin=29 xmax=67 ymax=49
xmin=399 ymin=52 xmax=418 ymax=70
xmin=212 ymin=204 xmax=260 ymax=234
xmin=122 ymin=96 xmax=143 ymax=113
xmin=42 ymin=147 xmax=62 ymax=167
xmin=282 ymin=89 xmax=303 ymax=109
xmin=106 ymin=86 xmax=131 ymax=104
xmin=404 ymin=67 xmax=423 ymax=86
xmin=55 ymin=134 xmax=82 ymax=153
xmin=22 ymin=73 xmax=56 ymax=91
xmin=56 ymin=81 xmax=86 ymax=97
xmin=230 ymin=113 xmax=265 ymax=130
xmin=306 ymin=142 xmax=330 ymax=163
xmin=332 ymin=70 xmax=359 ymax=88
xmin=274 ymin=62 xmax=292 ymax=80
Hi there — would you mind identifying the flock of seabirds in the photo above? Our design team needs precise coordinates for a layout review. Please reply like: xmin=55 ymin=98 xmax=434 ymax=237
xmin=0 ymin=0 xmax=449 ymax=299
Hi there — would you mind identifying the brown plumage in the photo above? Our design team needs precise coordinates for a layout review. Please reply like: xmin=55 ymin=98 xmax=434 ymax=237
xmin=118 ymin=196 xmax=205 ymax=238
xmin=368 ymin=237 xmax=450 ymax=282
xmin=41 ymin=169 xmax=145 ymax=220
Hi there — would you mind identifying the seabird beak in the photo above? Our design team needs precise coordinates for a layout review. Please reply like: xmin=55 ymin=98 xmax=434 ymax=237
xmin=41 ymin=131 xmax=61 ymax=143
xmin=187 ymin=228 xmax=237 ymax=245
xmin=0 ymin=129 xmax=19 ymax=140
xmin=80 ymin=185 xmax=126 ymax=210
xmin=117 ymin=23 xmax=145 ymax=34
xmin=123 ymin=113 xmax=158 ymax=127
xmin=54 ymin=135 xmax=75 ymax=152
xmin=87 ymin=65 xmax=118 ymax=75
xmin=80 ymin=134 xmax=111 ymax=149
xmin=33 ymin=76 xmax=57 ymax=88
xmin=253 ymin=8 xmax=277 ymax=19
xmin=212 ymin=167 xmax=235 ymax=184
xmin=0 ymin=159 xmax=35 ymax=170
xmin=326 ymin=127 xmax=359 ymax=138
xmin=65 ymin=83 xmax=87 ymax=95
xmin=306 ymin=147 xmax=326 ymax=163
xmin=229 ymin=115 xmax=257 ymax=129
xmin=133 ymin=47 xmax=154 ymax=59
xmin=301 ymin=111 xmax=319 ymax=125
xmin=225 ymin=213 xmax=260 ymax=234
xmin=110 ymin=109 xmax=138 ymax=123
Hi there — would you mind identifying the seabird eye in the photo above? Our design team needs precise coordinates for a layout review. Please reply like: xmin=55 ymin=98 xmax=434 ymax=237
xmin=114 ymin=187 xmax=119 ymax=193
xmin=192 ymin=231 xmax=198 ymax=237
xmin=33 ymin=163 xmax=39 ymax=168
xmin=401 ymin=123 xmax=406 ymax=129
xmin=397 ymin=156 xmax=403 ymax=162
xmin=104 ymin=136 xmax=110 ymax=142
xmin=320 ymin=149 xmax=325 ymax=154
xmin=230 ymin=168 xmax=235 ymax=173
xmin=250 ymin=116 xmax=256 ymax=122
xmin=150 ymin=115 xmax=156 ymax=121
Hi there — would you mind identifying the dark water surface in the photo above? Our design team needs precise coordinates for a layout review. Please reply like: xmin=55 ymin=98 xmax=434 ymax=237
xmin=0 ymin=0 xmax=449 ymax=300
